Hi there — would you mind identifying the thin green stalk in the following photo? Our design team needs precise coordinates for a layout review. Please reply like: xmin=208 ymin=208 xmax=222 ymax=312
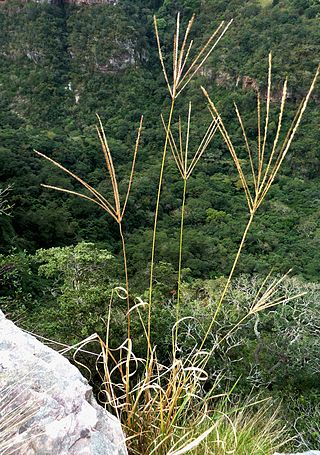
xmin=175 ymin=176 xmax=187 ymax=350
xmin=119 ymin=221 xmax=131 ymax=340
xmin=148 ymin=98 xmax=176 ymax=354
xmin=199 ymin=210 xmax=255 ymax=352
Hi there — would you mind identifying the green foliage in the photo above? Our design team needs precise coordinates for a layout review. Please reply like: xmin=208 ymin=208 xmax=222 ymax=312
xmin=190 ymin=400 xmax=286 ymax=455
xmin=284 ymin=389 xmax=320 ymax=450
xmin=33 ymin=242 xmax=116 ymax=343
xmin=0 ymin=0 xmax=319 ymax=283
xmin=0 ymin=242 xmax=121 ymax=345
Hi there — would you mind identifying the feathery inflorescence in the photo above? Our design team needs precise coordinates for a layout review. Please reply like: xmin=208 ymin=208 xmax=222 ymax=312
xmin=202 ymin=54 xmax=320 ymax=214
xmin=35 ymin=115 xmax=143 ymax=224
xmin=154 ymin=13 xmax=232 ymax=99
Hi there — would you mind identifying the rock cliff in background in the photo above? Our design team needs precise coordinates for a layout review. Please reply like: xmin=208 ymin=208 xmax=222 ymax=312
xmin=0 ymin=310 xmax=127 ymax=455
xmin=0 ymin=0 xmax=118 ymax=4
xmin=60 ymin=0 xmax=118 ymax=4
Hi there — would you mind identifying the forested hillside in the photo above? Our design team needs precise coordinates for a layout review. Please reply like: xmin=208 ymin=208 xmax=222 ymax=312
xmin=0 ymin=0 xmax=319 ymax=283
xmin=1 ymin=1 xmax=320 ymax=451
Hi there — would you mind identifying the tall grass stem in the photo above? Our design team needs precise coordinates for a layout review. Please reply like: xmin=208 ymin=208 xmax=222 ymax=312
xmin=148 ymin=99 xmax=176 ymax=355
xmin=199 ymin=211 xmax=255 ymax=352
xmin=175 ymin=177 xmax=187 ymax=351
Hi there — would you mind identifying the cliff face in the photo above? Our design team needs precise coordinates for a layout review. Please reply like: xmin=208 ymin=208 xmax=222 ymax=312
xmin=58 ymin=0 xmax=118 ymax=4
xmin=0 ymin=0 xmax=140 ymax=119
xmin=0 ymin=0 xmax=118 ymax=5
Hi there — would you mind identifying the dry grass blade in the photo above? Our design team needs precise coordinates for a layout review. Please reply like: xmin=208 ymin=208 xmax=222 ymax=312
xmin=167 ymin=424 xmax=217 ymax=455
xmin=154 ymin=13 xmax=232 ymax=99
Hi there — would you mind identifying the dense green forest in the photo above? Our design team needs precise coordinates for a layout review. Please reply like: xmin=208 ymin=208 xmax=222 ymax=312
xmin=0 ymin=0 xmax=320 ymax=282
xmin=0 ymin=0 xmax=320 ymax=452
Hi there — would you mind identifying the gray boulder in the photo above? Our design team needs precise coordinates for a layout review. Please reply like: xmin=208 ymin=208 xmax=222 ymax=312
xmin=0 ymin=310 xmax=127 ymax=455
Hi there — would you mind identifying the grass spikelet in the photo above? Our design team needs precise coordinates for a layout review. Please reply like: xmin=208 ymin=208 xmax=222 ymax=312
xmin=154 ymin=14 xmax=233 ymax=100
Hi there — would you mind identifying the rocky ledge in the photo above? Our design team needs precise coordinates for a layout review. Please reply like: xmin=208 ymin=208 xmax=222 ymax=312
xmin=0 ymin=310 xmax=127 ymax=455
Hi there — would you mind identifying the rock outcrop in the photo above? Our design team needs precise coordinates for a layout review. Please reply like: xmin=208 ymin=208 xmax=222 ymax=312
xmin=62 ymin=0 xmax=118 ymax=5
xmin=0 ymin=0 xmax=118 ymax=6
xmin=0 ymin=310 xmax=127 ymax=455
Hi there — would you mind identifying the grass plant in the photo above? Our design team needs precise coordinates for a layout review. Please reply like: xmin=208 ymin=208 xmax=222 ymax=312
xmin=199 ymin=55 xmax=320 ymax=351
xmin=186 ymin=401 xmax=288 ymax=455
xmin=34 ymin=11 xmax=320 ymax=455
xmin=149 ymin=14 xmax=232 ymax=351
xmin=35 ymin=115 xmax=143 ymax=339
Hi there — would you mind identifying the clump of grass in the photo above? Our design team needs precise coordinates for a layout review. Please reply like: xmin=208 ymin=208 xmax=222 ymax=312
xmin=98 ymin=334 xmax=210 ymax=454
xmin=187 ymin=401 xmax=289 ymax=455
